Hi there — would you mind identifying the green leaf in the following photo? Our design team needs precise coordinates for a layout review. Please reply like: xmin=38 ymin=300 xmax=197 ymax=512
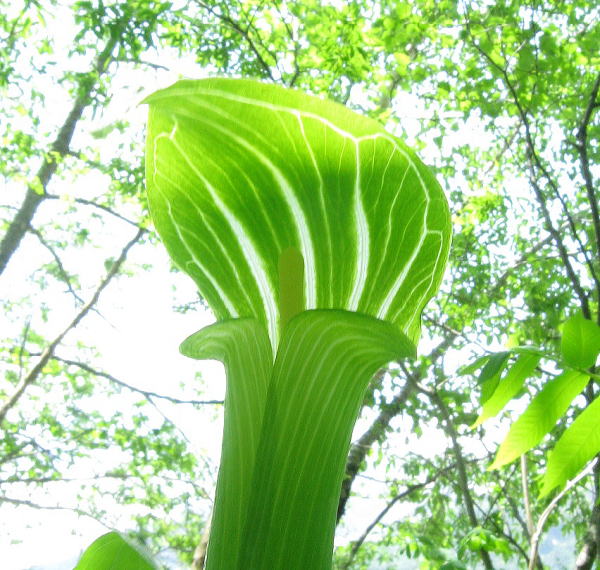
xmin=145 ymin=78 xmax=451 ymax=350
xmin=490 ymin=370 xmax=589 ymax=470
xmin=458 ymin=353 xmax=491 ymax=376
xmin=478 ymin=351 xmax=510 ymax=404
xmin=180 ymin=318 xmax=272 ymax=569
xmin=74 ymin=531 xmax=160 ymax=570
xmin=540 ymin=396 xmax=600 ymax=497
xmin=145 ymin=78 xmax=450 ymax=570
xmin=191 ymin=310 xmax=413 ymax=569
xmin=560 ymin=313 xmax=600 ymax=369
xmin=472 ymin=353 xmax=540 ymax=428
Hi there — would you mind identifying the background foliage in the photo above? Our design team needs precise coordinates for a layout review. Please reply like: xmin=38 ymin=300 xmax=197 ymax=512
xmin=1 ymin=0 xmax=598 ymax=569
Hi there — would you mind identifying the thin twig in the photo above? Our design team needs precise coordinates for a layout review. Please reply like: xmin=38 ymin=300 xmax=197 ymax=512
xmin=464 ymin=12 xmax=592 ymax=319
xmin=0 ymin=31 xmax=121 ymax=276
xmin=44 ymin=193 xmax=142 ymax=228
xmin=27 ymin=225 xmax=85 ymax=304
xmin=528 ymin=459 xmax=598 ymax=570
xmin=340 ymin=463 xmax=459 ymax=570
xmin=418 ymin=381 xmax=495 ymax=570
xmin=194 ymin=0 xmax=275 ymax=81
xmin=574 ymin=73 xmax=600 ymax=324
xmin=49 ymin=355 xmax=223 ymax=406
xmin=0 ymin=495 xmax=111 ymax=528
xmin=0 ymin=228 xmax=145 ymax=424
xmin=521 ymin=455 xmax=535 ymax=538
xmin=116 ymin=57 xmax=170 ymax=71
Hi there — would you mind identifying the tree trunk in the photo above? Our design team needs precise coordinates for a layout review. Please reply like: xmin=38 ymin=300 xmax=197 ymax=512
xmin=0 ymin=33 xmax=119 ymax=276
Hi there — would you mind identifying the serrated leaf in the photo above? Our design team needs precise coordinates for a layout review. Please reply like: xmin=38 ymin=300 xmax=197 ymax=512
xmin=490 ymin=370 xmax=589 ymax=470
xmin=561 ymin=313 xmax=600 ymax=369
xmin=472 ymin=353 xmax=540 ymax=428
xmin=540 ymin=396 xmax=600 ymax=497
xmin=74 ymin=531 xmax=159 ymax=570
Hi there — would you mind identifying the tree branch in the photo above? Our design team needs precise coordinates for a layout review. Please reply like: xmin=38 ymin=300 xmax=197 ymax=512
xmin=194 ymin=0 xmax=276 ymax=81
xmin=0 ymin=495 xmax=110 ymax=528
xmin=44 ymin=193 xmax=142 ymax=228
xmin=27 ymin=225 xmax=84 ymax=304
xmin=464 ymin=14 xmax=592 ymax=319
xmin=574 ymin=457 xmax=600 ymax=570
xmin=48 ymin=355 xmax=223 ymax=407
xmin=575 ymin=73 xmax=600 ymax=324
xmin=336 ymin=329 xmax=458 ymax=523
xmin=422 ymin=384 xmax=495 ymax=570
xmin=336 ymin=373 xmax=413 ymax=522
xmin=339 ymin=462 xmax=460 ymax=570
xmin=0 ymin=228 xmax=145 ymax=424
xmin=530 ymin=459 xmax=597 ymax=570
xmin=0 ymin=29 xmax=121 ymax=276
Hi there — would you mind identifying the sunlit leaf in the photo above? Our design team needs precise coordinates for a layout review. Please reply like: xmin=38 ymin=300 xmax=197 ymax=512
xmin=145 ymin=78 xmax=451 ymax=350
xmin=145 ymin=78 xmax=450 ymax=569
xmin=74 ymin=531 xmax=159 ymax=570
xmin=472 ymin=353 xmax=540 ymax=428
xmin=490 ymin=370 xmax=589 ymax=470
xmin=540 ymin=396 xmax=600 ymax=497
xmin=478 ymin=351 xmax=510 ymax=404
xmin=560 ymin=313 xmax=600 ymax=369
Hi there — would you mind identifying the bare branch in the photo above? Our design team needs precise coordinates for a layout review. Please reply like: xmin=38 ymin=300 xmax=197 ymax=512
xmin=274 ymin=3 xmax=301 ymax=87
xmin=0 ymin=228 xmax=145 ymax=424
xmin=115 ymin=57 xmax=170 ymax=71
xmin=419 ymin=382 xmax=495 ymax=570
xmin=574 ymin=457 xmax=600 ymax=570
xmin=337 ymin=329 xmax=458 ymax=523
xmin=27 ymin=225 xmax=85 ymax=304
xmin=575 ymin=73 xmax=600 ymax=323
xmin=0 ymin=495 xmax=110 ymax=528
xmin=520 ymin=455 xmax=535 ymax=538
xmin=525 ymin=165 xmax=591 ymax=318
xmin=463 ymin=14 xmax=593 ymax=319
xmin=339 ymin=462 xmax=460 ymax=570
xmin=44 ymin=193 xmax=142 ymax=228
xmin=490 ymin=468 xmax=532 ymax=544
xmin=192 ymin=518 xmax=211 ymax=570
xmin=49 ymin=355 xmax=223 ymax=407
xmin=337 ymin=374 xmax=414 ymax=522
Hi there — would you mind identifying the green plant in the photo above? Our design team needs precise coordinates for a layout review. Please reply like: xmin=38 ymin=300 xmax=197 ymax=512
xmin=75 ymin=531 xmax=159 ymax=570
xmin=470 ymin=313 xmax=600 ymax=496
xmin=78 ymin=78 xmax=451 ymax=569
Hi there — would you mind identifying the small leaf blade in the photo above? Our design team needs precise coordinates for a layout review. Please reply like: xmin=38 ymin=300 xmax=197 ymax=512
xmin=540 ymin=396 xmax=600 ymax=497
xmin=560 ymin=313 xmax=600 ymax=369
xmin=74 ymin=531 xmax=159 ymax=570
xmin=472 ymin=352 xmax=540 ymax=428
xmin=489 ymin=370 xmax=589 ymax=469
